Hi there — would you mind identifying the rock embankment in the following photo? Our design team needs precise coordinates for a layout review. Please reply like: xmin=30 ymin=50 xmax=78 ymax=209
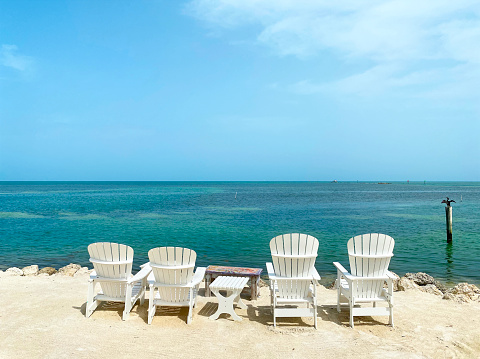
xmin=394 ymin=272 xmax=480 ymax=303
xmin=0 ymin=263 xmax=91 ymax=278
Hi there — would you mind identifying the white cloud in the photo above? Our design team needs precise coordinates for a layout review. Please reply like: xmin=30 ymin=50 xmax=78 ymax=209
xmin=1 ymin=45 xmax=33 ymax=72
xmin=186 ymin=0 xmax=480 ymax=99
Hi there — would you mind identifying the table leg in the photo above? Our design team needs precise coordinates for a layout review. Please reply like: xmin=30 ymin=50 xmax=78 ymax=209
xmin=205 ymin=274 xmax=211 ymax=297
xmin=209 ymin=288 xmax=244 ymax=321
xmin=234 ymin=291 xmax=247 ymax=309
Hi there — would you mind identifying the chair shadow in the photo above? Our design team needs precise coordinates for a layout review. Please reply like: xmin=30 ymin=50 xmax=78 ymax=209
xmin=318 ymin=303 xmax=391 ymax=328
xmin=74 ymin=300 xmax=150 ymax=322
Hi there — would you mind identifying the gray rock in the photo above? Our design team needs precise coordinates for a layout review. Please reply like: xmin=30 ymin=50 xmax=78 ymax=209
xmin=404 ymin=272 xmax=436 ymax=286
xmin=22 ymin=265 xmax=39 ymax=276
xmin=5 ymin=267 xmax=24 ymax=276
xmin=38 ymin=267 xmax=57 ymax=275
xmin=397 ymin=277 xmax=419 ymax=291
xmin=57 ymin=263 xmax=81 ymax=277
xmin=434 ymin=280 xmax=448 ymax=294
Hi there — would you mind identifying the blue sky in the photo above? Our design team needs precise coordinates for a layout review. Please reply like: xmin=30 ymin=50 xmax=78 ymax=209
xmin=1 ymin=0 xmax=479 ymax=181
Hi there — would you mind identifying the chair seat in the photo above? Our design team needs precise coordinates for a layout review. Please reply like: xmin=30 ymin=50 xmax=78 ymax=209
xmin=95 ymin=281 xmax=145 ymax=303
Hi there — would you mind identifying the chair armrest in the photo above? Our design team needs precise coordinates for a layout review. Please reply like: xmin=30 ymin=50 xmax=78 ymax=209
xmin=386 ymin=271 xmax=397 ymax=280
xmin=89 ymin=270 xmax=98 ymax=280
xmin=333 ymin=262 xmax=391 ymax=281
xmin=333 ymin=262 xmax=356 ymax=281
xmin=266 ymin=262 xmax=275 ymax=279
xmin=128 ymin=263 xmax=152 ymax=284
xmin=191 ymin=267 xmax=206 ymax=286
xmin=147 ymin=267 xmax=206 ymax=288
xmin=312 ymin=268 xmax=321 ymax=283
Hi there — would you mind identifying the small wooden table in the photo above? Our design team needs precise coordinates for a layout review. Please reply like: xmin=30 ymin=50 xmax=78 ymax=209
xmin=209 ymin=276 xmax=249 ymax=321
xmin=205 ymin=265 xmax=263 ymax=300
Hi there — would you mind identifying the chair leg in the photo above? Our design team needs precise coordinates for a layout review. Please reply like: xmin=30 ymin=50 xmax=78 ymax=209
xmin=86 ymin=280 xmax=98 ymax=318
xmin=123 ymin=283 xmax=132 ymax=320
xmin=349 ymin=301 xmax=354 ymax=328
xmin=336 ymin=280 xmax=341 ymax=313
xmin=194 ymin=285 xmax=199 ymax=308
xmin=272 ymin=296 xmax=276 ymax=327
xmin=389 ymin=306 xmax=394 ymax=327
xmin=148 ymin=284 xmax=155 ymax=325
xmin=313 ymin=302 xmax=318 ymax=329
xmin=140 ymin=278 xmax=146 ymax=306
xmin=187 ymin=288 xmax=194 ymax=324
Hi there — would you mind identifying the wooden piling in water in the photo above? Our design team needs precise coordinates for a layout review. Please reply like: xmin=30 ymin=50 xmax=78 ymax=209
xmin=445 ymin=206 xmax=453 ymax=243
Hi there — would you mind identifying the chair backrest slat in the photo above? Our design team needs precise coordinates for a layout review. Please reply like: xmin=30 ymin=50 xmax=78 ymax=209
xmin=149 ymin=247 xmax=196 ymax=303
xmin=270 ymin=233 xmax=319 ymax=299
xmin=88 ymin=242 xmax=133 ymax=299
xmin=347 ymin=234 xmax=395 ymax=299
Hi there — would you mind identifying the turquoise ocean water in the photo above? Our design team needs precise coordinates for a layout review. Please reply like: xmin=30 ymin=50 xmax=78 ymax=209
xmin=0 ymin=181 xmax=479 ymax=286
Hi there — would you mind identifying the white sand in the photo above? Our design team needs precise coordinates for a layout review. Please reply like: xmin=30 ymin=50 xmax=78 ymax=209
xmin=0 ymin=273 xmax=479 ymax=358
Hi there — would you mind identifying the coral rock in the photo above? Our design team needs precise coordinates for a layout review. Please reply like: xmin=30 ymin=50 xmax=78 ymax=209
xmin=22 ymin=265 xmax=39 ymax=276
xmin=38 ymin=267 xmax=57 ymax=275
xmin=389 ymin=271 xmax=401 ymax=291
xmin=5 ymin=267 xmax=24 ymax=276
xmin=419 ymin=284 xmax=443 ymax=296
xmin=397 ymin=277 xmax=419 ymax=291
xmin=444 ymin=283 xmax=480 ymax=303
xmin=57 ymin=263 xmax=81 ymax=277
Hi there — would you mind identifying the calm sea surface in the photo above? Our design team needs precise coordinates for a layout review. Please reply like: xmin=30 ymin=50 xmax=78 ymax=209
xmin=1 ymin=181 xmax=479 ymax=286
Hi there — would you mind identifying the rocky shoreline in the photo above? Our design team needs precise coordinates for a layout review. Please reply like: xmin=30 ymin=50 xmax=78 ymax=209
xmin=2 ymin=264 xmax=480 ymax=304
xmin=392 ymin=272 xmax=480 ymax=304
xmin=0 ymin=263 xmax=91 ymax=278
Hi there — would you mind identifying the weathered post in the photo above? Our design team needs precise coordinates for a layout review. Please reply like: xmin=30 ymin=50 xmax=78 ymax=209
xmin=441 ymin=197 xmax=455 ymax=243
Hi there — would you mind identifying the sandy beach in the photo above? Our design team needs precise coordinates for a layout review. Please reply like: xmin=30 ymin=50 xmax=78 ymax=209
xmin=1 ymin=271 xmax=479 ymax=359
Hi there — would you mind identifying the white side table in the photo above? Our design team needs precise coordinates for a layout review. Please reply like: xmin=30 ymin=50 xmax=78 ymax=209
xmin=209 ymin=276 xmax=249 ymax=321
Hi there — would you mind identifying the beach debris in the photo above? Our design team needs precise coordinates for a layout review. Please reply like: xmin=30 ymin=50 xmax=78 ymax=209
xmin=443 ymin=283 xmax=480 ymax=303
xmin=57 ymin=263 xmax=81 ymax=277
xmin=5 ymin=267 xmax=24 ymax=276
xmin=38 ymin=267 xmax=57 ymax=275
xmin=22 ymin=265 xmax=39 ymax=276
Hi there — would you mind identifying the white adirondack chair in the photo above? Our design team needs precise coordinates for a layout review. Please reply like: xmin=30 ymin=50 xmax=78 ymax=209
xmin=86 ymin=242 xmax=151 ymax=320
xmin=147 ymin=247 xmax=206 ymax=324
xmin=266 ymin=233 xmax=320 ymax=329
xmin=333 ymin=233 xmax=395 ymax=328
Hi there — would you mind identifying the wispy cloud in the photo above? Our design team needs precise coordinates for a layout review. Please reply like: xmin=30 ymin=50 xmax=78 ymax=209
xmin=186 ymin=0 xmax=480 ymax=99
xmin=1 ymin=44 xmax=34 ymax=72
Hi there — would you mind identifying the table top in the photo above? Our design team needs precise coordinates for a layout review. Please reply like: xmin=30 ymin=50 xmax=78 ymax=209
xmin=209 ymin=276 xmax=249 ymax=290
xmin=206 ymin=265 xmax=262 ymax=276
